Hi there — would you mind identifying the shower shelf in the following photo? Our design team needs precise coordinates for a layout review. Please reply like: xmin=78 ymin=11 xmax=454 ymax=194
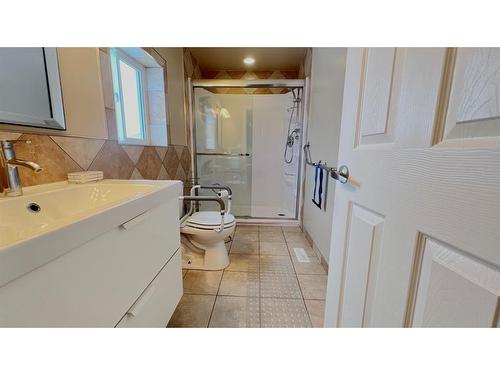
xmin=303 ymin=142 xmax=349 ymax=184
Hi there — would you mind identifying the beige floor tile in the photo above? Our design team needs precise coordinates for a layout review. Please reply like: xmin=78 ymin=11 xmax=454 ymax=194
xmin=281 ymin=225 xmax=302 ymax=233
xmin=259 ymin=231 xmax=285 ymax=243
xmin=260 ymin=273 xmax=302 ymax=299
xmin=226 ymin=254 xmax=260 ymax=272
xmin=183 ymin=270 xmax=223 ymax=295
xmin=167 ymin=294 xmax=215 ymax=328
xmin=260 ymin=255 xmax=295 ymax=274
xmin=297 ymin=274 xmax=328 ymax=300
xmin=289 ymin=248 xmax=326 ymax=275
xmin=283 ymin=232 xmax=309 ymax=243
xmin=284 ymin=236 xmax=310 ymax=246
xmin=292 ymin=260 xmax=327 ymax=275
xmin=209 ymin=296 xmax=260 ymax=328
xmin=261 ymin=298 xmax=311 ymax=328
xmin=230 ymin=240 xmax=259 ymax=255
xmin=233 ymin=231 xmax=259 ymax=242
xmin=219 ymin=271 xmax=259 ymax=297
xmin=259 ymin=225 xmax=283 ymax=232
xmin=235 ymin=225 xmax=260 ymax=232
xmin=305 ymin=300 xmax=325 ymax=328
xmin=260 ymin=242 xmax=289 ymax=256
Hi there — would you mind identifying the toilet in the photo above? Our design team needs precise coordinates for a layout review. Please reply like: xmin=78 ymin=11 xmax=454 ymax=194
xmin=180 ymin=185 xmax=236 ymax=270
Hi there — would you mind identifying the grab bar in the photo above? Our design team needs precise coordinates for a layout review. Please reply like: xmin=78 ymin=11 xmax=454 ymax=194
xmin=197 ymin=185 xmax=232 ymax=215
xmin=179 ymin=196 xmax=226 ymax=233
xmin=303 ymin=142 xmax=349 ymax=184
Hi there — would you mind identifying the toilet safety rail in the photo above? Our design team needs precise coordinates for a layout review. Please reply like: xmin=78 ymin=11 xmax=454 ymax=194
xmin=189 ymin=185 xmax=232 ymax=216
xmin=303 ymin=142 xmax=349 ymax=184
xmin=179 ymin=196 xmax=226 ymax=233
xmin=180 ymin=185 xmax=233 ymax=233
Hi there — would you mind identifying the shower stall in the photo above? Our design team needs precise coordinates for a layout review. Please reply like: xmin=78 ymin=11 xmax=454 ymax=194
xmin=189 ymin=79 xmax=306 ymax=221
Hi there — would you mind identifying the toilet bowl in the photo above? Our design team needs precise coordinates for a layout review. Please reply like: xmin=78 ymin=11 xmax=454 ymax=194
xmin=181 ymin=211 xmax=236 ymax=270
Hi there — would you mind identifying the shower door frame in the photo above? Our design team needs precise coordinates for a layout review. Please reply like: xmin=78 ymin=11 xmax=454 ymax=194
xmin=188 ymin=78 xmax=308 ymax=222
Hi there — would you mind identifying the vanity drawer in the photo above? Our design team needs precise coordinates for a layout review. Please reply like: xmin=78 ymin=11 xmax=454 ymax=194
xmin=116 ymin=249 xmax=182 ymax=328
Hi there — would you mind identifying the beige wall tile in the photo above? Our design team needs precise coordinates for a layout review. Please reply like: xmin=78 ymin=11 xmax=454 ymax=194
xmin=136 ymin=147 xmax=162 ymax=179
xmin=88 ymin=140 xmax=134 ymax=179
xmin=121 ymin=145 xmax=144 ymax=164
xmin=15 ymin=134 xmax=82 ymax=186
xmin=50 ymin=136 xmax=105 ymax=170
xmin=130 ymin=168 xmax=143 ymax=179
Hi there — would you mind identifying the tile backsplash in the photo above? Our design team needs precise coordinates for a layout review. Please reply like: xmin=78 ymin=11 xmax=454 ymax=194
xmin=0 ymin=131 xmax=192 ymax=193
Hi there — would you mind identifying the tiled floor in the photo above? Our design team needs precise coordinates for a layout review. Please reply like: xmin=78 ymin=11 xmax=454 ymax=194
xmin=168 ymin=225 xmax=327 ymax=328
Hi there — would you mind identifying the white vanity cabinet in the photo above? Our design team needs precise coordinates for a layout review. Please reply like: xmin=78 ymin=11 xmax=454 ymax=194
xmin=0 ymin=180 xmax=183 ymax=327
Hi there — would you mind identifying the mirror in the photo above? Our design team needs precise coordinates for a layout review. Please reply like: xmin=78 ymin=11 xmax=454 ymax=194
xmin=0 ymin=48 xmax=65 ymax=130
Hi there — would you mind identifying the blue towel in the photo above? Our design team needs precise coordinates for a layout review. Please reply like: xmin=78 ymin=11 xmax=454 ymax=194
xmin=312 ymin=165 xmax=323 ymax=209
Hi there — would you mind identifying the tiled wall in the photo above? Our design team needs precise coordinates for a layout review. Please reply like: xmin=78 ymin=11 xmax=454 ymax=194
xmin=200 ymin=70 xmax=299 ymax=95
xmin=0 ymin=131 xmax=191 ymax=192
xmin=183 ymin=48 xmax=300 ymax=95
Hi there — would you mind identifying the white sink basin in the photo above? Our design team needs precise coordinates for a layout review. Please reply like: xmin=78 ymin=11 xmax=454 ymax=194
xmin=0 ymin=179 xmax=182 ymax=287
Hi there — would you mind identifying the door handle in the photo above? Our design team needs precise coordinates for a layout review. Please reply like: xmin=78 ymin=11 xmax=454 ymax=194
xmin=331 ymin=165 xmax=349 ymax=184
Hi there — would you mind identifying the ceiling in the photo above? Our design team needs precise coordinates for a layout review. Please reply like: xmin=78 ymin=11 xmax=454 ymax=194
xmin=188 ymin=48 xmax=308 ymax=71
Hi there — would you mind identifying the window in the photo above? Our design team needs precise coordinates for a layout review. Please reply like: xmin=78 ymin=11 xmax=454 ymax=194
xmin=110 ymin=48 xmax=148 ymax=144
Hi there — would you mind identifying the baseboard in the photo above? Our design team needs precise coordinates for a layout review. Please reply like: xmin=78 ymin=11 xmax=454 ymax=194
xmin=302 ymin=226 xmax=329 ymax=274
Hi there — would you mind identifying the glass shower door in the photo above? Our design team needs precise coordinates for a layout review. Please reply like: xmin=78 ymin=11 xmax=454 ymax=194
xmin=194 ymin=88 xmax=253 ymax=216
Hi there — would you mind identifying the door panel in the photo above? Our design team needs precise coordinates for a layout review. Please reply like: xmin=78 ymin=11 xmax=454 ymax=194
xmin=339 ymin=203 xmax=385 ymax=327
xmin=409 ymin=235 xmax=500 ymax=327
xmin=357 ymin=48 xmax=396 ymax=146
xmin=442 ymin=48 xmax=500 ymax=142
xmin=325 ymin=48 xmax=500 ymax=327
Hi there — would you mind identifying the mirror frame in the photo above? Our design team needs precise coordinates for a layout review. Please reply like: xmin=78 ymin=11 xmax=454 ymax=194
xmin=0 ymin=48 xmax=66 ymax=130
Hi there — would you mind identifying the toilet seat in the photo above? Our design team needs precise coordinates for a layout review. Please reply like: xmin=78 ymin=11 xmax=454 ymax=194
xmin=185 ymin=211 xmax=235 ymax=230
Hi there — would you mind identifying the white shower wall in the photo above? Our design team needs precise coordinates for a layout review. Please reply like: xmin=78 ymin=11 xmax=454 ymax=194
xmin=194 ymin=88 xmax=300 ymax=218
xmin=251 ymin=93 xmax=299 ymax=218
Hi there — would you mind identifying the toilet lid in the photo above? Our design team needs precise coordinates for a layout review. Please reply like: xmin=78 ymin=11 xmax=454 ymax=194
xmin=186 ymin=211 xmax=235 ymax=228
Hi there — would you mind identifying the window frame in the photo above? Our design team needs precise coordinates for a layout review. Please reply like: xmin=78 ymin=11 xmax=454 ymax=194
xmin=110 ymin=48 xmax=150 ymax=145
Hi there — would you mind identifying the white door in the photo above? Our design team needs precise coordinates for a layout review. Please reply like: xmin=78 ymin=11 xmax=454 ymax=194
xmin=325 ymin=48 xmax=500 ymax=327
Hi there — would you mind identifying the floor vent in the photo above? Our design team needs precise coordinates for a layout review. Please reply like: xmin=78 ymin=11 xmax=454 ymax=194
xmin=293 ymin=247 xmax=310 ymax=263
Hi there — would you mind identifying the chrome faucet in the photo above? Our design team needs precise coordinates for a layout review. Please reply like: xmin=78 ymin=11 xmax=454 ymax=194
xmin=0 ymin=139 xmax=43 ymax=197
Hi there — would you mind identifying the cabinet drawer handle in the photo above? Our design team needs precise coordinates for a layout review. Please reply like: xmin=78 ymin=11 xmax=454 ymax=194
xmin=120 ymin=211 xmax=151 ymax=230
xmin=127 ymin=284 xmax=156 ymax=317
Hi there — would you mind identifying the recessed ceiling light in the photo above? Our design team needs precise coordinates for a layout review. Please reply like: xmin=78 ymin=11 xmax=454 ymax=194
xmin=243 ymin=56 xmax=255 ymax=65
